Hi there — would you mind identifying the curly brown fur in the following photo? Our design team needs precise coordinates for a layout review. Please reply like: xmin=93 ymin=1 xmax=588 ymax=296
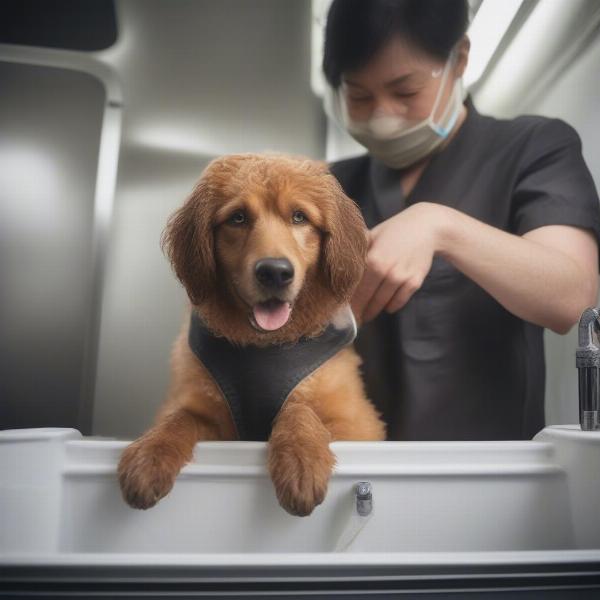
xmin=160 ymin=154 xmax=367 ymax=345
xmin=118 ymin=154 xmax=385 ymax=516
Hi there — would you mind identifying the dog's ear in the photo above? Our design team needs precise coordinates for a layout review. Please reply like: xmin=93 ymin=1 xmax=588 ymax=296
xmin=160 ymin=179 xmax=216 ymax=305
xmin=321 ymin=177 xmax=368 ymax=302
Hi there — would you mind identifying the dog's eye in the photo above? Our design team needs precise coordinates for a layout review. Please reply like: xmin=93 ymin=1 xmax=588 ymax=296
xmin=292 ymin=210 xmax=307 ymax=224
xmin=228 ymin=210 xmax=247 ymax=226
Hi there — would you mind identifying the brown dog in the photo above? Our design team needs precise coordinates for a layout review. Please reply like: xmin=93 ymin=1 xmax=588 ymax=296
xmin=117 ymin=154 xmax=385 ymax=516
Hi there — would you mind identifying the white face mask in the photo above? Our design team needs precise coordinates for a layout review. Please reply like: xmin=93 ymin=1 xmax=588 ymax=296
xmin=329 ymin=52 xmax=464 ymax=169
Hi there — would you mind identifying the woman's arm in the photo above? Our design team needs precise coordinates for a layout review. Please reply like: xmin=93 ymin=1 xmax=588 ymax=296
xmin=438 ymin=205 xmax=598 ymax=334
xmin=352 ymin=202 xmax=599 ymax=334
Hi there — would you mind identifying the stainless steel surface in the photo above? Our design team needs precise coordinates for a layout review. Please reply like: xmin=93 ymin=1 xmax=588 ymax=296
xmin=0 ymin=61 xmax=106 ymax=432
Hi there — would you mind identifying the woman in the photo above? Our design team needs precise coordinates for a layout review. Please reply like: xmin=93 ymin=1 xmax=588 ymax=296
xmin=322 ymin=0 xmax=600 ymax=440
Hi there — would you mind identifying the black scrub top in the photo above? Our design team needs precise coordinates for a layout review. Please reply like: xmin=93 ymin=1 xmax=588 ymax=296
xmin=330 ymin=97 xmax=600 ymax=441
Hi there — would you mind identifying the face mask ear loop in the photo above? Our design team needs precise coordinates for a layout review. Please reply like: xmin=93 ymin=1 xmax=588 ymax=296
xmin=432 ymin=89 xmax=460 ymax=138
xmin=429 ymin=47 xmax=459 ymax=126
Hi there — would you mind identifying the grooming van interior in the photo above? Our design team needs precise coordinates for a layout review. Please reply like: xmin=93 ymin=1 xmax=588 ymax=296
xmin=3 ymin=0 xmax=600 ymax=597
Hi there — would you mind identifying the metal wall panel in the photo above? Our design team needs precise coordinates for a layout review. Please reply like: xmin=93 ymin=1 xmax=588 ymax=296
xmin=0 ymin=61 xmax=105 ymax=430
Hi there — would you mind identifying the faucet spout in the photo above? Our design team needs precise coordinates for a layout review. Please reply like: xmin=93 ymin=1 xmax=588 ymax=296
xmin=576 ymin=307 xmax=600 ymax=431
xmin=355 ymin=481 xmax=373 ymax=516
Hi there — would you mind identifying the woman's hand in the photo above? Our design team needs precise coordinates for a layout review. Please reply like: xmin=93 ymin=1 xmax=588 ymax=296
xmin=352 ymin=200 xmax=598 ymax=333
xmin=351 ymin=202 xmax=446 ymax=324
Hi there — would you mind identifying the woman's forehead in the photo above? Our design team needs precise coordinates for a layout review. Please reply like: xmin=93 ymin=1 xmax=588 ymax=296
xmin=343 ymin=36 xmax=443 ymax=87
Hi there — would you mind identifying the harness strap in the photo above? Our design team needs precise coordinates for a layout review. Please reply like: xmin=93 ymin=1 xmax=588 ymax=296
xmin=188 ymin=308 xmax=356 ymax=441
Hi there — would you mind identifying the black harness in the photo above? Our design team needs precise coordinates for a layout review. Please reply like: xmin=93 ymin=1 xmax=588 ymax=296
xmin=188 ymin=310 xmax=356 ymax=441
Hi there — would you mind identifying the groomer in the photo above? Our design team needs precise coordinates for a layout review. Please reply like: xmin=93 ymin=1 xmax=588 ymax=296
xmin=323 ymin=0 xmax=600 ymax=440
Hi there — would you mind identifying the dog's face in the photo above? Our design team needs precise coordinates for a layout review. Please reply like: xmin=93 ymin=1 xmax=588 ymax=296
xmin=214 ymin=176 xmax=324 ymax=332
xmin=161 ymin=154 xmax=367 ymax=344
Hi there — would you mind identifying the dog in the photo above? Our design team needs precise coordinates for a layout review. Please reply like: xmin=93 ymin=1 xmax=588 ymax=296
xmin=117 ymin=154 xmax=386 ymax=517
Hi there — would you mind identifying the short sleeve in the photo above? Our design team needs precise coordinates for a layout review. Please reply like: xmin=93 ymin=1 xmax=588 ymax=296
xmin=510 ymin=118 xmax=600 ymax=244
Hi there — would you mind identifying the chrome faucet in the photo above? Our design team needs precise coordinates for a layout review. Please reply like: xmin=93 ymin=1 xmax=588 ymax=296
xmin=576 ymin=307 xmax=600 ymax=431
xmin=355 ymin=481 xmax=373 ymax=516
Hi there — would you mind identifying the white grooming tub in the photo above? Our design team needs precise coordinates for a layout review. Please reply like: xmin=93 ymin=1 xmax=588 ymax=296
xmin=1 ymin=426 xmax=599 ymax=597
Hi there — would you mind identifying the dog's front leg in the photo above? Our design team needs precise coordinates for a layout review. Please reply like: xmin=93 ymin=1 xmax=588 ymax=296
xmin=118 ymin=408 xmax=208 ymax=509
xmin=268 ymin=401 xmax=336 ymax=517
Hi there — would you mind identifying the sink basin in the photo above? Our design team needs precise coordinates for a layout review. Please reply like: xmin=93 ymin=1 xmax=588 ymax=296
xmin=1 ymin=425 xmax=599 ymax=596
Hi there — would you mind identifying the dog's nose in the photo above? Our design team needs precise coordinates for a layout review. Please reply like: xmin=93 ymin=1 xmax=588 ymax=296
xmin=255 ymin=258 xmax=294 ymax=289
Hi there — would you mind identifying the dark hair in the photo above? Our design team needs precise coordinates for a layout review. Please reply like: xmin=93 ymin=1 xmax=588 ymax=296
xmin=322 ymin=0 xmax=469 ymax=88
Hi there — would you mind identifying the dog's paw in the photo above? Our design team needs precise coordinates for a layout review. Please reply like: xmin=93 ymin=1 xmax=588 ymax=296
xmin=117 ymin=436 xmax=183 ymax=510
xmin=268 ymin=444 xmax=336 ymax=517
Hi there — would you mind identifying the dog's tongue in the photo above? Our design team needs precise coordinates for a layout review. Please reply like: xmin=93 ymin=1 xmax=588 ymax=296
xmin=253 ymin=300 xmax=291 ymax=331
